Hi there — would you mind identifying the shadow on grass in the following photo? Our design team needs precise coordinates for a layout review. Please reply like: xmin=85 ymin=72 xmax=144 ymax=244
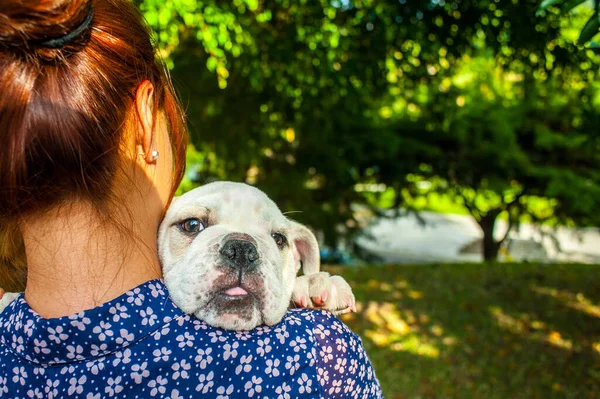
xmin=324 ymin=263 xmax=600 ymax=399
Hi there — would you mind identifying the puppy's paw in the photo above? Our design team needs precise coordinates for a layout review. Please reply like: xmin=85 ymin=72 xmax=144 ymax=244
xmin=292 ymin=272 xmax=356 ymax=316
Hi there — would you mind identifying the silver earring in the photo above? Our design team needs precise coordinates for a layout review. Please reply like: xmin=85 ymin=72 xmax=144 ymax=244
xmin=150 ymin=150 xmax=159 ymax=162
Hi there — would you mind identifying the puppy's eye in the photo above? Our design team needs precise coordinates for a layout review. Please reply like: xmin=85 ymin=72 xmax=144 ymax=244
xmin=179 ymin=218 xmax=205 ymax=234
xmin=271 ymin=232 xmax=287 ymax=248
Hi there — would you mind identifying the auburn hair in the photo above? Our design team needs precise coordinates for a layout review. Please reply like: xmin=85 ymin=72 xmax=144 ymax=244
xmin=0 ymin=0 xmax=187 ymax=289
xmin=0 ymin=0 xmax=187 ymax=220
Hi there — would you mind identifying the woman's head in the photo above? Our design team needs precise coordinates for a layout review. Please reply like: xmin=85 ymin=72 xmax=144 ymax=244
xmin=0 ymin=0 xmax=187 ymax=224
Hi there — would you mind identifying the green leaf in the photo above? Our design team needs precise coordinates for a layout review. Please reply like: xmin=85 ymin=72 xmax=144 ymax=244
xmin=536 ymin=0 xmax=586 ymax=16
xmin=588 ymin=41 xmax=600 ymax=54
xmin=561 ymin=0 xmax=587 ymax=13
xmin=577 ymin=13 xmax=600 ymax=45
xmin=537 ymin=0 xmax=564 ymax=14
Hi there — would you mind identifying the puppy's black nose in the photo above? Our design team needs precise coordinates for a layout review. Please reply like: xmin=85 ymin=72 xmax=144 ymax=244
xmin=220 ymin=239 xmax=259 ymax=269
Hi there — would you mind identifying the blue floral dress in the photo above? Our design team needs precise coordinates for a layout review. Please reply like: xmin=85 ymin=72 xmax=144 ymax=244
xmin=0 ymin=279 xmax=383 ymax=398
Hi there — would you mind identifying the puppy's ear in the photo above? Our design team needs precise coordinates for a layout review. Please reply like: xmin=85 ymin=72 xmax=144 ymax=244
xmin=290 ymin=222 xmax=320 ymax=275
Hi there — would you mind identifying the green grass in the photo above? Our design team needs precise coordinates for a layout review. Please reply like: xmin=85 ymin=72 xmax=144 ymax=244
xmin=323 ymin=263 xmax=600 ymax=399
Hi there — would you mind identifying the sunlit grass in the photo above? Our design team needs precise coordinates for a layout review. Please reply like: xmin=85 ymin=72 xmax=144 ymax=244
xmin=325 ymin=263 xmax=600 ymax=399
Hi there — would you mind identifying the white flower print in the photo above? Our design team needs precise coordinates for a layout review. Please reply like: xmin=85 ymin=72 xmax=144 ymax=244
xmin=176 ymin=331 xmax=195 ymax=348
xmin=276 ymin=382 xmax=291 ymax=399
xmin=235 ymin=330 xmax=251 ymax=340
xmin=112 ymin=348 xmax=132 ymax=366
xmin=87 ymin=359 xmax=105 ymax=375
xmin=44 ymin=379 xmax=59 ymax=398
xmin=126 ymin=288 xmax=145 ymax=306
xmin=68 ymin=375 xmax=87 ymax=395
xmin=297 ymin=373 xmax=313 ymax=394
xmin=11 ymin=335 xmax=24 ymax=352
xmin=66 ymin=344 xmax=84 ymax=360
xmin=208 ymin=330 xmax=227 ymax=343
xmin=314 ymin=324 xmax=331 ymax=340
xmin=105 ymin=376 xmax=123 ymax=397
xmin=349 ymin=358 xmax=358 ymax=374
xmin=317 ymin=368 xmax=329 ymax=386
xmin=154 ymin=325 xmax=171 ymax=339
xmin=148 ymin=376 xmax=168 ymax=396
xmin=195 ymin=371 xmax=215 ymax=394
xmin=153 ymin=347 xmax=172 ymax=362
xmin=0 ymin=377 xmax=8 ymax=394
xmin=319 ymin=344 xmax=333 ymax=363
xmin=328 ymin=379 xmax=342 ymax=395
xmin=235 ymin=354 xmax=253 ymax=374
xmin=266 ymin=358 xmax=281 ymax=377
xmin=131 ymin=362 xmax=150 ymax=384
xmin=335 ymin=357 xmax=347 ymax=373
xmin=109 ymin=303 xmax=129 ymax=322
xmin=141 ymin=306 xmax=158 ymax=326
xmin=90 ymin=342 xmax=108 ymax=357
xmin=69 ymin=313 xmax=91 ymax=331
xmin=244 ymin=376 xmax=263 ymax=397
xmin=148 ymin=283 xmax=164 ymax=298
xmin=358 ymin=363 xmax=366 ymax=379
xmin=115 ymin=328 xmax=134 ymax=345
xmin=92 ymin=321 xmax=113 ymax=342
xmin=0 ymin=283 xmax=384 ymax=399
xmin=171 ymin=359 xmax=191 ymax=380
xmin=216 ymin=384 xmax=234 ymax=399
xmin=287 ymin=314 xmax=302 ymax=326
xmin=336 ymin=337 xmax=348 ymax=353
xmin=223 ymin=342 xmax=239 ymax=360
xmin=290 ymin=336 xmax=307 ymax=353
xmin=47 ymin=326 xmax=68 ymax=344
xmin=195 ymin=347 xmax=214 ymax=369
xmin=256 ymin=338 xmax=272 ymax=356
xmin=285 ymin=354 xmax=301 ymax=375
xmin=344 ymin=377 xmax=357 ymax=394
xmin=275 ymin=325 xmax=290 ymax=344
xmin=12 ymin=366 xmax=27 ymax=385
xmin=23 ymin=319 xmax=35 ymax=338
xmin=60 ymin=365 xmax=75 ymax=375
xmin=33 ymin=339 xmax=50 ymax=355
xmin=26 ymin=387 xmax=43 ymax=398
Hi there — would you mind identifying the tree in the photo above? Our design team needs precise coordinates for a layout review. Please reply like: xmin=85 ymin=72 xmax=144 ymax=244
xmin=138 ymin=0 xmax=600 ymax=259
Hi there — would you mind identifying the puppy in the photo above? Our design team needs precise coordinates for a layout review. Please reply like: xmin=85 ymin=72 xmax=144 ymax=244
xmin=0 ymin=182 xmax=355 ymax=331
xmin=158 ymin=181 xmax=355 ymax=330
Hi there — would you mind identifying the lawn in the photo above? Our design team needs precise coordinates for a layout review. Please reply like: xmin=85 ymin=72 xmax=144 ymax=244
xmin=323 ymin=263 xmax=600 ymax=399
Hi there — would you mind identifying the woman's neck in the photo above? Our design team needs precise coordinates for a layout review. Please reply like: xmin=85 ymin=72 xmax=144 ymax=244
xmin=22 ymin=203 xmax=162 ymax=318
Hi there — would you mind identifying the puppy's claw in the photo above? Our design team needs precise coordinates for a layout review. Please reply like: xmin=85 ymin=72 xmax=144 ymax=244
xmin=311 ymin=296 xmax=325 ymax=307
xmin=332 ymin=307 xmax=353 ymax=316
xmin=300 ymin=295 xmax=308 ymax=308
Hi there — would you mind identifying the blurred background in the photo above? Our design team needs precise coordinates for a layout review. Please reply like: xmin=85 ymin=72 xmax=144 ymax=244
xmin=135 ymin=0 xmax=600 ymax=397
xmin=4 ymin=0 xmax=593 ymax=397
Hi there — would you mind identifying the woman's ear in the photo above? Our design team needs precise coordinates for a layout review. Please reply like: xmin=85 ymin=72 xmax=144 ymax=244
xmin=134 ymin=80 xmax=155 ymax=163
xmin=290 ymin=222 xmax=320 ymax=275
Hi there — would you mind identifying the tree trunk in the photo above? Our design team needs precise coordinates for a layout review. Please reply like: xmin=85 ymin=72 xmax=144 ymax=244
xmin=478 ymin=212 xmax=502 ymax=261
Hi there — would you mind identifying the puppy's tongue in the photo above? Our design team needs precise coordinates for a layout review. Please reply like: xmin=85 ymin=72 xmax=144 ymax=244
xmin=224 ymin=287 xmax=248 ymax=296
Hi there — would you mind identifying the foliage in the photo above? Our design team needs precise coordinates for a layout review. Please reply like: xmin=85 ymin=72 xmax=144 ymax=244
xmin=538 ymin=0 xmax=600 ymax=50
xmin=326 ymin=263 xmax=600 ymax=398
xmin=139 ymin=0 xmax=600 ymax=255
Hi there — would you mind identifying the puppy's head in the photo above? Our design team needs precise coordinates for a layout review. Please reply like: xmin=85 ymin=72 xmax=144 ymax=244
xmin=158 ymin=181 xmax=319 ymax=330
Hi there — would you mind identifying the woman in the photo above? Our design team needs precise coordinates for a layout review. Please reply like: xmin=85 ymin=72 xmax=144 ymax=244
xmin=0 ymin=0 xmax=383 ymax=398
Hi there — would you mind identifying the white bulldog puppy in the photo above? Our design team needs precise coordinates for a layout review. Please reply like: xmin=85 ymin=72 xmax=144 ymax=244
xmin=158 ymin=181 xmax=355 ymax=330
xmin=0 ymin=182 xmax=355 ymax=331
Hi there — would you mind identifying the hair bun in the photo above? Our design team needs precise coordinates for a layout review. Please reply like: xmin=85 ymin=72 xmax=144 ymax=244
xmin=0 ymin=0 xmax=93 ymax=59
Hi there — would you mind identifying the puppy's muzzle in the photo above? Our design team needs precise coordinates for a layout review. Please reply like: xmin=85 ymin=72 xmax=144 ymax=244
xmin=220 ymin=238 xmax=259 ymax=272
